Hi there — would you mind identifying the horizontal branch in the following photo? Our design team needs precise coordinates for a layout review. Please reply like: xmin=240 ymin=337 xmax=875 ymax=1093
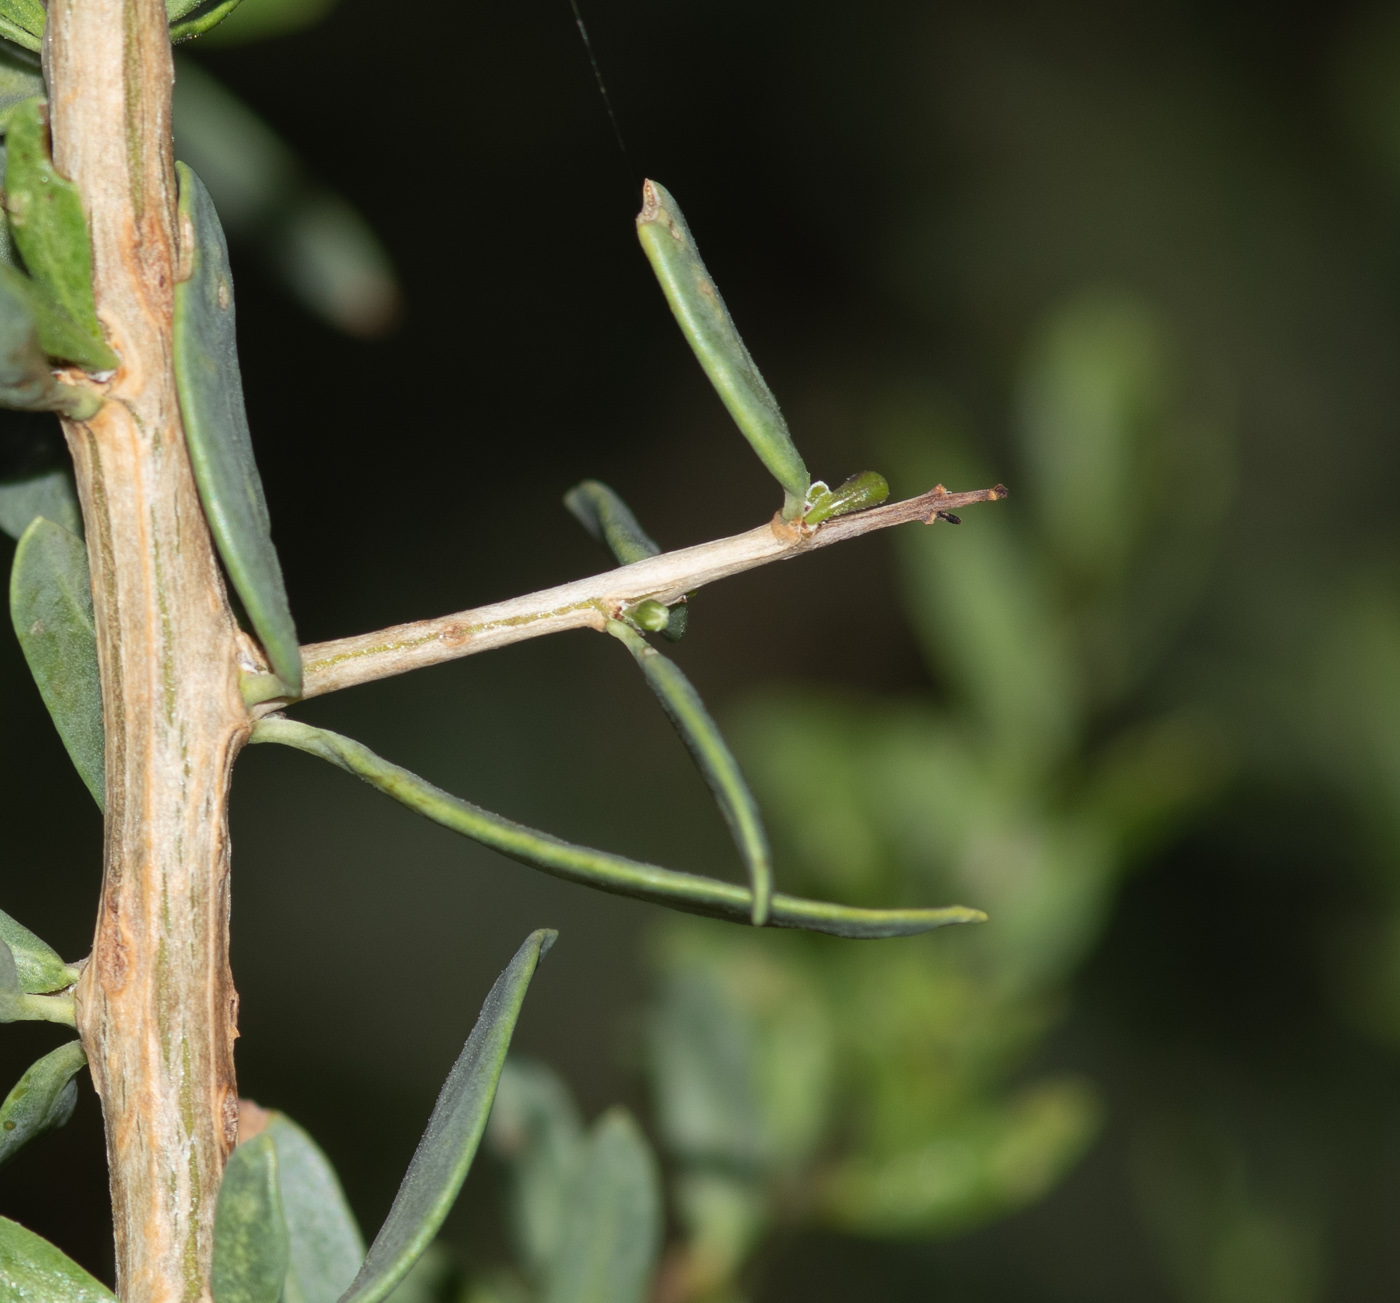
xmin=278 ymin=482 xmax=1007 ymax=705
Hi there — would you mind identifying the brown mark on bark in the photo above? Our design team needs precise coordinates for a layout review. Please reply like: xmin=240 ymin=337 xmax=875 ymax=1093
xmin=47 ymin=0 xmax=250 ymax=1299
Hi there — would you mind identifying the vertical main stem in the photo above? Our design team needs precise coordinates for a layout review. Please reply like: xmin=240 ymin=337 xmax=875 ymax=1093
xmin=47 ymin=2 xmax=250 ymax=1300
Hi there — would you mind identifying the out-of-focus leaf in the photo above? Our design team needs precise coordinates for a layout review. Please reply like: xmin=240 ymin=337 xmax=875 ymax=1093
xmin=252 ymin=718 xmax=986 ymax=939
xmin=0 ymin=45 xmax=41 ymax=130
xmin=264 ymin=1113 xmax=364 ymax=1303
xmin=488 ymin=1059 xmax=585 ymax=1281
xmin=338 ymin=930 xmax=555 ymax=1303
xmin=609 ymin=620 xmax=772 ymax=924
xmin=3 ymin=99 xmax=117 ymax=372
xmin=174 ymin=162 xmax=301 ymax=694
xmin=545 ymin=1109 xmax=662 ymax=1303
xmin=0 ymin=465 xmax=81 ymax=539
xmin=0 ymin=1040 xmax=86 ymax=1168
xmin=0 ymin=906 xmax=78 ymax=993
xmin=172 ymin=60 xmax=400 ymax=337
xmin=213 ymin=1132 xmax=290 ymax=1303
xmin=194 ymin=0 xmax=338 ymax=45
xmin=671 ymin=1171 xmax=767 ymax=1297
xmin=0 ymin=264 xmax=102 ymax=418
xmin=821 ymin=1077 xmax=1101 ymax=1237
xmin=0 ymin=1217 xmax=115 ymax=1301
xmin=10 ymin=516 xmax=104 ymax=806
xmin=636 ymin=180 xmax=810 ymax=519
xmin=564 ymin=480 xmax=660 ymax=565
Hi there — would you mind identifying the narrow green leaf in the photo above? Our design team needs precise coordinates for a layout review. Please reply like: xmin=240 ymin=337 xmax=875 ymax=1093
xmin=801 ymin=471 xmax=890 ymax=526
xmin=0 ymin=1217 xmax=115 ymax=1301
xmin=545 ymin=1110 xmax=662 ymax=1303
xmin=11 ymin=516 xmax=103 ymax=807
xmin=608 ymin=620 xmax=772 ymax=925
xmin=251 ymin=718 xmax=985 ymax=939
xmin=488 ymin=1059 xmax=585 ymax=1281
xmin=170 ymin=0 xmax=250 ymax=43
xmin=3 ymin=100 xmax=117 ymax=372
xmin=0 ymin=44 xmax=42 ymax=127
xmin=563 ymin=481 xmax=660 ymax=566
xmin=636 ymin=180 xmax=810 ymax=519
xmin=0 ymin=262 xmax=102 ymax=418
xmin=337 ymin=929 xmax=556 ymax=1303
xmin=173 ymin=162 xmax=301 ymax=694
xmin=0 ymin=465 xmax=81 ymax=540
xmin=264 ymin=1113 xmax=365 ymax=1303
xmin=0 ymin=1040 xmax=86 ymax=1168
xmin=0 ymin=264 xmax=118 ymax=373
xmin=213 ymin=1132 xmax=290 ymax=1303
xmin=0 ymin=906 xmax=78 ymax=993
xmin=0 ymin=2 xmax=41 ymax=50
xmin=0 ymin=986 xmax=76 ymax=1025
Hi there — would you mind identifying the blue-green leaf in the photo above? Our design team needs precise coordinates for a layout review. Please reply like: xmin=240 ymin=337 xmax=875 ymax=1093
xmin=0 ymin=1217 xmax=115 ymax=1301
xmin=563 ymin=481 xmax=660 ymax=566
xmin=250 ymin=718 xmax=985 ymax=939
xmin=10 ymin=516 xmax=103 ymax=807
xmin=0 ymin=906 xmax=78 ymax=993
xmin=0 ymin=1040 xmax=86 ymax=1168
xmin=3 ymin=99 xmax=117 ymax=372
xmin=608 ymin=620 xmax=772 ymax=925
xmin=337 ymin=929 xmax=556 ymax=1303
xmin=213 ymin=1132 xmax=290 ymax=1303
xmin=636 ymin=180 xmax=810 ymax=519
xmin=0 ymin=465 xmax=81 ymax=540
xmin=264 ymin=1113 xmax=365 ymax=1303
xmin=173 ymin=162 xmax=301 ymax=694
xmin=544 ymin=1110 xmax=662 ymax=1303
xmin=488 ymin=1059 xmax=585 ymax=1281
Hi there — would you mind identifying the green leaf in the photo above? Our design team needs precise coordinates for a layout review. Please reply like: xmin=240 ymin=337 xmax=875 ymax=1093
xmin=544 ymin=1109 xmax=662 ymax=1303
xmin=10 ymin=516 xmax=104 ymax=807
xmin=0 ymin=1039 xmax=86 ymax=1168
xmin=0 ymin=260 xmax=102 ymax=418
xmin=0 ymin=465 xmax=81 ymax=539
xmin=563 ymin=481 xmax=660 ymax=566
xmin=0 ymin=1217 xmax=115 ymax=1301
xmin=3 ymin=100 xmax=117 ymax=372
xmin=0 ymin=44 xmax=42 ymax=127
xmin=0 ymin=985 xmax=76 ymax=1025
xmin=263 ymin=1113 xmax=365 ymax=1303
xmin=169 ymin=0 xmax=251 ymax=43
xmin=251 ymin=718 xmax=985 ymax=939
xmin=0 ymin=3 xmax=41 ymax=51
xmin=0 ymin=264 xmax=118 ymax=374
xmin=608 ymin=620 xmax=773 ymax=925
xmin=488 ymin=1059 xmax=585 ymax=1280
xmin=171 ymin=61 xmax=401 ymax=337
xmin=635 ymin=180 xmax=810 ymax=519
xmin=336 ymin=929 xmax=555 ymax=1303
xmin=193 ymin=0 xmax=340 ymax=45
xmin=213 ymin=1132 xmax=290 ymax=1303
xmin=173 ymin=162 xmax=301 ymax=694
xmin=801 ymin=471 xmax=890 ymax=526
xmin=0 ymin=906 xmax=78 ymax=993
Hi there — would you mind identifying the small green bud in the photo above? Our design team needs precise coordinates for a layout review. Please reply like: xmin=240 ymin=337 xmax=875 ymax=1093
xmin=802 ymin=470 xmax=890 ymax=525
xmin=628 ymin=600 xmax=671 ymax=633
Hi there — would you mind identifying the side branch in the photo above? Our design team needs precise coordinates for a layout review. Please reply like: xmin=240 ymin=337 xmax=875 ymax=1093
xmin=284 ymin=483 xmax=1006 ymax=705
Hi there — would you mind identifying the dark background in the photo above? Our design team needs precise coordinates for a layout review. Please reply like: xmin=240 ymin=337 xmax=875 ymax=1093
xmin=8 ymin=1 xmax=1400 ymax=1298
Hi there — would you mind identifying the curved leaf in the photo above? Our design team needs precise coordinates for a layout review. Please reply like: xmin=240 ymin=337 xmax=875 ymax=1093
xmin=0 ymin=906 xmax=78 ymax=993
xmin=173 ymin=162 xmax=301 ymax=693
xmin=608 ymin=620 xmax=772 ymax=924
xmin=0 ymin=8 xmax=40 ymax=56
xmin=10 ymin=516 xmax=103 ymax=807
xmin=563 ymin=481 xmax=659 ymax=565
xmin=170 ymin=0 xmax=250 ymax=43
xmin=0 ymin=1217 xmax=115 ymax=1301
xmin=251 ymin=718 xmax=986 ymax=939
xmin=213 ymin=1132 xmax=290 ymax=1303
xmin=337 ymin=929 xmax=556 ymax=1303
xmin=636 ymin=180 xmax=809 ymax=519
xmin=264 ymin=1113 xmax=365 ymax=1303
xmin=3 ymin=99 xmax=117 ymax=372
xmin=545 ymin=1110 xmax=662 ymax=1303
xmin=0 ymin=1039 xmax=86 ymax=1168
xmin=0 ymin=264 xmax=101 ymax=418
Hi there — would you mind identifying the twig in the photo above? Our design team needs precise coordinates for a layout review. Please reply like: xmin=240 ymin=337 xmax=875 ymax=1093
xmin=278 ymin=482 xmax=1006 ymax=706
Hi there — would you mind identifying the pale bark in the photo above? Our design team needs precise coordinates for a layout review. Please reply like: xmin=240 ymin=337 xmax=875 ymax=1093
xmin=48 ymin=2 xmax=249 ymax=1300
